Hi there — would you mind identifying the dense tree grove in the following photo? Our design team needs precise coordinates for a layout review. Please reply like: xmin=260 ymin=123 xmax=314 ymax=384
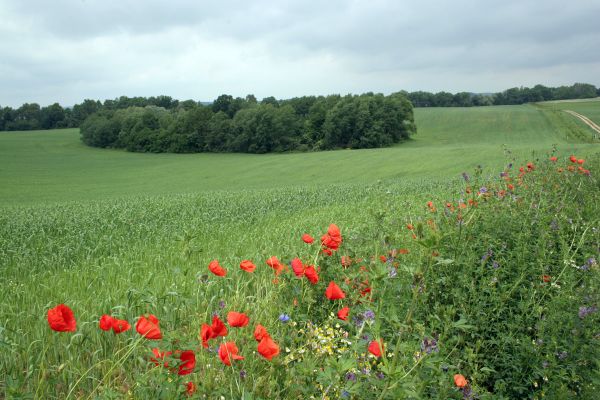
xmin=79 ymin=93 xmax=417 ymax=153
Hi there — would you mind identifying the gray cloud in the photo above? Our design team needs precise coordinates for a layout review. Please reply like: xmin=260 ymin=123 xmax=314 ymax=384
xmin=0 ymin=0 xmax=599 ymax=107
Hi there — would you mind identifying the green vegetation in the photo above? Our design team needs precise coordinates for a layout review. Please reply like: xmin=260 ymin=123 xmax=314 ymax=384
xmin=2 ymin=104 xmax=598 ymax=206
xmin=1 ymin=104 xmax=599 ymax=398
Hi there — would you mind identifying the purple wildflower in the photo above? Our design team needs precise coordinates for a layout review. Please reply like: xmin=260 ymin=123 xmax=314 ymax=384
xmin=578 ymin=306 xmax=597 ymax=319
xmin=462 ymin=172 xmax=470 ymax=182
xmin=363 ymin=310 xmax=375 ymax=321
xmin=278 ymin=314 xmax=291 ymax=323
xmin=345 ymin=372 xmax=357 ymax=381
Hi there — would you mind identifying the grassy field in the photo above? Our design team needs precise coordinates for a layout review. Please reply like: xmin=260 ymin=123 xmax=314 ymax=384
xmin=1 ymin=104 xmax=598 ymax=205
xmin=1 ymin=104 xmax=599 ymax=399
xmin=540 ymin=98 xmax=600 ymax=127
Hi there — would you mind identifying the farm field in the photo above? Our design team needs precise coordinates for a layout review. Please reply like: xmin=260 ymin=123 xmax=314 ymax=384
xmin=1 ymin=104 xmax=599 ymax=399
xmin=1 ymin=104 xmax=598 ymax=206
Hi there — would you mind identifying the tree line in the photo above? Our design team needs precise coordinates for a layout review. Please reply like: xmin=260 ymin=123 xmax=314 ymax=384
xmin=80 ymin=93 xmax=416 ymax=153
xmin=403 ymin=82 xmax=599 ymax=107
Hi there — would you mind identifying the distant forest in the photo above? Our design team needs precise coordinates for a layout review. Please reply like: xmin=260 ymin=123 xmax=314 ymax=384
xmin=0 ymin=83 xmax=597 ymax=134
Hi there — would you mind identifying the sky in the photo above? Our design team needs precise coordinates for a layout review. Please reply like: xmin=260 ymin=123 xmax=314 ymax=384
xmin=1 ymin=0 xmax=599 ymax=107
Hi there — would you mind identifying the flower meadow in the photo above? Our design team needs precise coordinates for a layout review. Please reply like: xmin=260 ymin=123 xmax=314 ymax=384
xmin=1 ymin=153 xmax=599 ymax=399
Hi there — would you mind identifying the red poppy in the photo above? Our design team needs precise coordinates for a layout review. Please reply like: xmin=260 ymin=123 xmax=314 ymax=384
xmin=399 ymin=248 xmax=409 ymax=255
xmin=322 ymin=248 xmax=333 ymax=256
xmin=254 ymin=324 xmax=269 ymax=342
xmin=185 ymin=382 xmax=196 ymax=396
xmin=454 ymin=374 xmax=468 ymax=388
xmin=368 ymin=339 xmax=383 ymax=357
xmin=136 ymin=314 xmax=162 ymax=340
xmin=302 ymin=234 xmax=314 ymax=244
xmin=257 ymin=336 xmax=280 ymax=360
xmin=177 ymin=350 xmax=196 ymax=375
xmin=200 ymin=323 xmax=212 ymax=348
xmin=337 ymin=307 xmax=350 ymax=321
xmin=578 ymin=159 xmax=585 ymax=165
xmin=321 ymin=224 xmax=342 ymax=250
xmin=542 ymin=275 xmax=551 ymax=283
xmin=291 ymin=257 xmax=305 ymax=277
xmin=218 ymin=342 xmax=244 ymax=366
xmin=325 ymin=281 xmax=346 ymax=300
xmin=527 ymin=162 xmax=535 ymax=170
xmin=47 ymin=304 xmax=76 ymax=332
xmin=379 ymin=255 xmax=387 ymax=263
xmin=239 ymin=260 xmax=256 ymax=273
xmin=266 ymin=256 xmax=285 ymax=275
xmin=406 ymin=223 xmax=414 ymax=230
xmin=304 ymin=265 xmax=319 ymax=284
xmin=227 ymin=311 xmax=249 ymax=328
xmin=99 ymin=314 xmax=114 ymax=331
xmin=208 ymin=260 xmax=226 ymax=277
xmin=151 ymin=348 xmax=172 ymax=367
xmin=111 ymin=318 xmax=131 ymax=334
xmin=569 ymin=155 xmax=577 ymax=163
xmin=211 ymin=315 xmax=228 ymax=337
xmin=549 ymin=156 xmax=557 ymax=162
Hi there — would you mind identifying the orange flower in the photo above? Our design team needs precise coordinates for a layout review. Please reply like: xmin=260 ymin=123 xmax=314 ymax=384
xmin=304 ymin=265 xmax=319 ymax=284
xmin=208 ymin=260 xmax=226 ymax=277
xmin=254 ymin=324 xmax=269 ymax=342
xmin=578 ymin=159 xmax=585 ymax=165
xmin=325 ymin=281 xmax=346 ymax=300
xmin=136 ymin=314 xmax=162 ymax=339
xmin=185 ymin=382 xmax=196 ymax=396
xmin=151 ymin=348 xmax=172 ymax=367
xmin=406 ymin=223 xmax=414 ymax=230
xmin=218 ymin=342 xmax=244 ymax=366
xmin=337 ymin=307 xmax=350 ymax=321
xmin=291 ymin=257 xmax=305 ymax=277
xmin=379 ymin=255 xmax=387 ymax=263
xmin=227 ymin=311 xmax=249 ymax=328
xmin=454 ymin=374 xmax=468 ymax=388
xmin=549 ymin=156 xmax=557 ymax=162
xmin=368 ymin=339 xmax=383 ymax=357
xmin=266 ymin=256 xmax=285 ymax=275
xmin=239 ymin=260 xmax=256 ymax=273
xmin=399 ymin=248 xmax=409 ymax=255
xmin=257 ymin=336 xmax=280 ymax=360
xmin=47 ymin=304 xmax=76 ymax=332
xmin=302 ymin=234 xmax=314 ymax=244
xmin=507 ymin=183 xmax=514 ymax=191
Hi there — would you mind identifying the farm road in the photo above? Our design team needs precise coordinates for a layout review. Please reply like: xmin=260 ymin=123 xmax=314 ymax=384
xmin=564 ymin=110 xmax=600 ymax=138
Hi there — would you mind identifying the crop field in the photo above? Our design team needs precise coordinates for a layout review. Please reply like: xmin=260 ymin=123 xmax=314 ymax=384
xmin=1 ymin=104 xmax=599 ymax=399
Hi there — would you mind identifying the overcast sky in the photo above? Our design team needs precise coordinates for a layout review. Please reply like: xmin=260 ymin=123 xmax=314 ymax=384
xmin=1 ymin=0 xmax=599 ymax=107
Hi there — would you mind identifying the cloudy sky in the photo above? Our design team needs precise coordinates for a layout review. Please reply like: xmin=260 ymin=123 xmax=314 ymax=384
xmin=1 ymin=0 xmax=599 ymax=107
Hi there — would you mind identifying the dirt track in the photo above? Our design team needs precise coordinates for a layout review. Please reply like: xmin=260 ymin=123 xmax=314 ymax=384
xmin=564 ymin=110 xmax=600 ymax=138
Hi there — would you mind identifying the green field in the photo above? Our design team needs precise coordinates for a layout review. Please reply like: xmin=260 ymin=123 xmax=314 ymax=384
xmin=1 ymin=104 xmax=598 ymax=205
xmin=540 ymin=98 xmax=600 ymax=126
xmin=1 ymin=104 xmax=599 ymax=399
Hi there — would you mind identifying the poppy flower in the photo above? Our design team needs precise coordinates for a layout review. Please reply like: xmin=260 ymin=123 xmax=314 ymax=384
xmin=151 ymin=348 xmax=172 ymax=367
xmin=99 ymin=314 xmax=114 ymax=331
xmin=550 ymin=156 xmax=557 ymax=162
xmin=111 ymin=318 xmax=131 ymax=334
xmin=136 ymin=314 xmax=162 ymax=340
xmin=257 ymin=336 xmax=280 ymax=361
xmin=454 ymin=374 xmax=468 ymax=388
xmin=177 ymin=350 xmax=196 ymax=375
xmin=291 ymin=257 xmax=305 ymax=277
xmin=239 ymin=260 xmax=256 ymax=273
xmin=304 ymin=265 xmax=319 ymax=284
xmin=321 ymin=224 xmax=342 ymax=250
xmin=254 ymin=324 xmax=269 ymax=342
xmin=47 ymin=304 xmax=76 ymax=332
xmin=337 ymin=307 xmax=350 ymax=321
xmin=218 ymin=342 xmax=244 ymax=366
xmin=379 ymin=255 xmax=387 ymax=263
xmin=368 ymin=339 xmax=383 ymax=357
xmin=325 ymin=281 xmax=345 ymax=300
xmin=322 ymin=248 xmax=333 ymax=256
xmin=208 ymin=260 xmax=226 ymax=277
xmin=266 ymin=256 xmax=285 ymax=275
xmin=578 ymin=159 xmax=584 ymax=165
xmin=569 ymin=155 xmax=577 ymax=163
xmin=200 ymin=323 xmax=212 ymax=348
xmin=211 ymin=315 xmax=228 ymax=337
xmin=302 ymin=234 xmax=314 ymax=244
xmin=185 ymin=382 xmax=196 ymax=396
xmin=542 ymin=275 xmax=551 ymax=283
xmin=527 ymin=162 xmax=535 ymax=170
xmin=406 ymin=223 xmax=414 ymax=230
xmin=227 ymin=311 xmax=250 ymax=328
xmin=399 ymin=248 xmax=409 ymax=255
